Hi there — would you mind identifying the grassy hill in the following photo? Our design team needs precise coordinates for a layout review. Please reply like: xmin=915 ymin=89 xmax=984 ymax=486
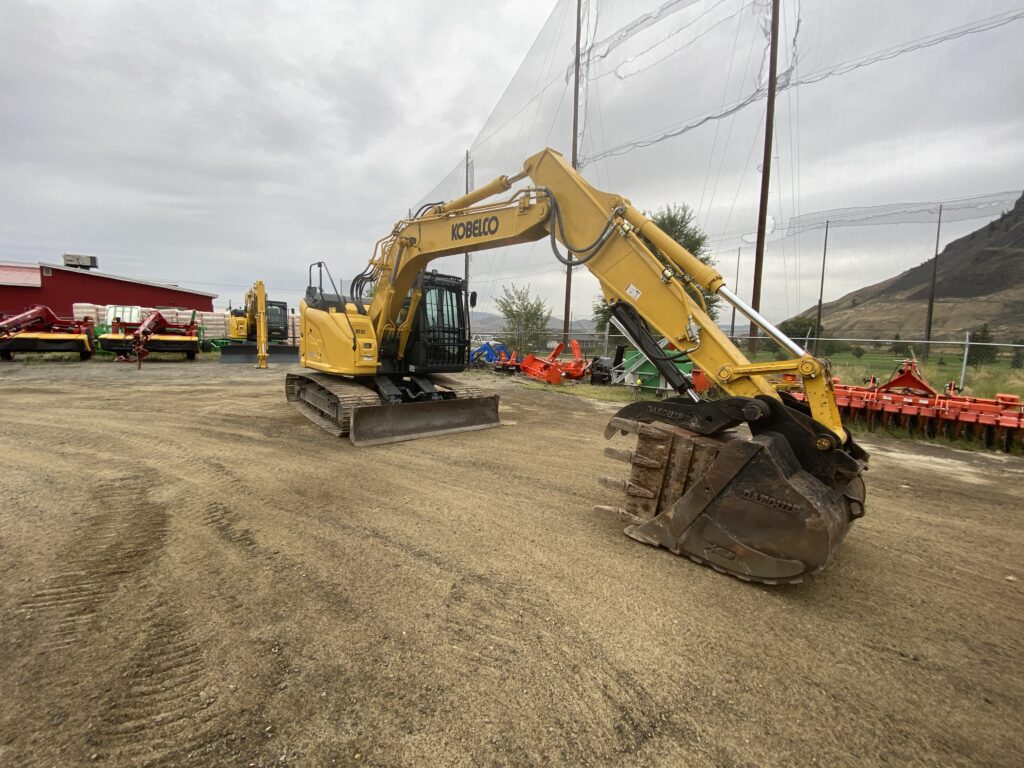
xmin=788 ymin=193 xmax=1024 ymax=340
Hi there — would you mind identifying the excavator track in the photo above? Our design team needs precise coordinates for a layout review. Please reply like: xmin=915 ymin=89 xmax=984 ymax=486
xmin=285 ymin=373 xmax=383 ymax=437
xmin=596 ymin=416 xmax=865 ymax=586
xmin=285 ymin=372 xmax=500 ymax=446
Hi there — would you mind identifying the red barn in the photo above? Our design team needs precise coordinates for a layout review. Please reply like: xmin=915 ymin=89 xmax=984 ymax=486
xmin=0 ymin=260 xmax=217 ymax=316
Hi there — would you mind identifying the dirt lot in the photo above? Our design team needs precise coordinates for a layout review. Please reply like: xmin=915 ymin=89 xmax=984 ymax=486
xmin=1 ymin=359 xmax=1021 ymax=767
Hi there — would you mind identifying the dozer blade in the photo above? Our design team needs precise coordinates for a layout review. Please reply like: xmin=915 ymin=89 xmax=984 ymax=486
xmin=598 ymin=418 xmax=866 ymax=585
xmin=221 ymin=343 xmax=299 ymax=364
xmin=349 ymin=396 xmax=501 ymax=447
xmin=219 ymin=344 xmax=257 ymax=364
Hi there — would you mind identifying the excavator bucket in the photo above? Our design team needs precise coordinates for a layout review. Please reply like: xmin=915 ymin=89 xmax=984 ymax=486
xmin=348 ymin=396 xmax=501 ymax=447
xmin=597 ymin=412 xmax=866 ymax=585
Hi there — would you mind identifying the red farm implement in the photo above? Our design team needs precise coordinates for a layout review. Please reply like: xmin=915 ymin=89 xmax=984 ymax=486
xmin=98 ymin=310 xmax=201 ymax=366
xmin=519 ymin=343 xmax=567 ymax=384
xmin=789 ymin=359 xmax=1024 ymax=452
xmin=515 ymin=339 xmax=594 ymax=385
xmin=560 ymin=339 xmax=593 ymax=380
xmin=0 ymin=305 xmax=95 ymax=360
xmin=493 ymin=350 xmax=522 ymax=375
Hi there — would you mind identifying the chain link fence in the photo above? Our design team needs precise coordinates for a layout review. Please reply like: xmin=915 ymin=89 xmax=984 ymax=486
xmin=472 ymin=330 xmax=1024 ymax=400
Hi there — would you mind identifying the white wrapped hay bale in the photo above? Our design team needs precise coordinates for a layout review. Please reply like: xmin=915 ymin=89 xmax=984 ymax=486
xmin=72 ymin=303 xmax=99 ymax=321
xmin=199 ymin=310 xmax=228 ymax=338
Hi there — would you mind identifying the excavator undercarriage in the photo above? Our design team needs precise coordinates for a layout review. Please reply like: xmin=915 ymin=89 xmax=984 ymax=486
xmin=285 ymin=372 xmax=499 ymax=447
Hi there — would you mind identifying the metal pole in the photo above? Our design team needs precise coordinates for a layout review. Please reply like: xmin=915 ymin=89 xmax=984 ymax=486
xmin=729 ymin=247 xmax=741 ymax=340
xmin=464 ymin=149 xmax=472 ymax=358
xmin=747 ymin=0 xmax=780 ymax=358
xmin=959 ymin=330 xmax=970 ymax=391
xmin=814 ymin=220 xmax=830 ymax=355
xmin=562 ymin=0 xmax=582 ymax=347
xmin=924 ymin=203 xmax=943 ymax=360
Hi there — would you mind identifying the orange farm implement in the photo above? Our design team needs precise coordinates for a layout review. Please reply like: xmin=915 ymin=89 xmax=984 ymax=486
xmin=790 ymin=359 xmax=1023 ymax=452
xmin=503 ymin=339 xmax=594 ymax=385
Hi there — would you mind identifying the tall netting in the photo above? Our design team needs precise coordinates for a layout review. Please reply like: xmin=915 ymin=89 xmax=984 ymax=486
xmin=419 ymin=0 xmax=1024 ymax=333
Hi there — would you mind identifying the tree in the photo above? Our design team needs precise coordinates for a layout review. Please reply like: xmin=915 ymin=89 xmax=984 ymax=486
xmin=778 ymin=316 xmax=819 ymax=341
xmin=592 ymin=203 xmax=719 ymax=322
xmin=495 ymin=284 xmax=552 ymax=354
xmin=889 ymin=333 xmax=912 ymax=357
xmin=592 ymin=293 xmax=613 ymax=332
xmin=968 ymin=323 xmax=997 ymax=368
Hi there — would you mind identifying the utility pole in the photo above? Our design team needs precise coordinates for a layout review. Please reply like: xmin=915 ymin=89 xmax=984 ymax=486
xmin=923 ymin=203 xmax=943 ymax=360
xmin=748 ymin=0 xmax=780 ymax=358
xmin=562 ymin=0 xmax=582 ymax=347
xmin=464 ymin=149 xmax=472 ymax=356
xmin=813 ymin=220 xmax=830 ymax=355
xmin=729 ymin=247 xmax=741 ymax=339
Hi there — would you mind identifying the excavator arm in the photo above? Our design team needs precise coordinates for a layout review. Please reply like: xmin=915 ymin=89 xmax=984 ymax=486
xmin=362 ymin=148 xmax=846 ymax=442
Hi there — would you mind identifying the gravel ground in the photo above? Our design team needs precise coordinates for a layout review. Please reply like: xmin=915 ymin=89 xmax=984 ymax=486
xmin=1 ymin=359 xmax=1021 ymax=767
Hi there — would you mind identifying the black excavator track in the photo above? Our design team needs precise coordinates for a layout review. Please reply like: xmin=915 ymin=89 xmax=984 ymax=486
xmin=285 ymin=372 xmax=500 ymax=446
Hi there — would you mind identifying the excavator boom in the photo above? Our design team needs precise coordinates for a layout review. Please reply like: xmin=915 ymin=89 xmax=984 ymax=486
xmin=287 ymin=148 xmax=868 ymax=582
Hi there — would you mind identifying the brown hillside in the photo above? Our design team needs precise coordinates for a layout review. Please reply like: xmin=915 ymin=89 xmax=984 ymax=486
xmin=790 ymin=193 xmax=1024 ymax=340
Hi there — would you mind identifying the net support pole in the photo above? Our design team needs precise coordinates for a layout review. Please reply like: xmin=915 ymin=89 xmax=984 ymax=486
xmin=464 ymin=149 xmax=472 ymax=360
xmin=562 ymin=0 xmax=582 ymax=347
xmin=924 ymin=203 xmax=943 ymax=360
xmin=729 ymin=247 xmax=741 ymax=340
xmin=814 ymin=220 xmax=830 ymax=355
xmin=959 ymin=331 xmax=970 ymax=391
xmin=747 ymin=0 xmax=780 ymax=358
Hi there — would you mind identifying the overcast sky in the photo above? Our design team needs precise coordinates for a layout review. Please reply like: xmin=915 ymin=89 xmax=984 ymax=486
xmin=3 ymin=0 xmax=1022 ymax=327
xmin=0 ymin=0 xmax=555 ymax=309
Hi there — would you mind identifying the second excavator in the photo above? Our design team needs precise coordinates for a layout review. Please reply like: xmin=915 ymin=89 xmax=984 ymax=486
xmin=286 ymin=148 xmax=868 ymax=584
xmin=223 ymin=281 xmax=299 ymax=367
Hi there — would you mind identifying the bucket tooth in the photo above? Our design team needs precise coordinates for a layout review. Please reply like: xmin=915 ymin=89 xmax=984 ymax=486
xmin=593 ymin=505 xmax=645 ymax=526
xmin=597 ymin=476 xmax=656 ymax=499
xmin=604 ymin=416 xmax=669 ymax=440
xmin=603 ymin=447 xmax=664 ymax=468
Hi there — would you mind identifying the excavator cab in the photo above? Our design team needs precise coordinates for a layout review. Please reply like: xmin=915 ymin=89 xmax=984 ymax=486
xmin=386 ymin=272 xmax=468 ymax=374
xmin=265 ymin=301 xmax=289 ymax=342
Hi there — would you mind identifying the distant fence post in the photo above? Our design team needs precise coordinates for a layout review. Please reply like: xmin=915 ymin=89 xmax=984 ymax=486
xmin=959 ymin=331 xmax=970 ymax=391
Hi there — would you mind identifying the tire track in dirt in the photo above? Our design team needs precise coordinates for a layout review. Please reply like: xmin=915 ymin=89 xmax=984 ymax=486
xmin=322 ymin=523 xmax=673 ymax=763
xmin=203 ymin=501 xmax=260 ymax=552
xmin=441 ymin=572 xmax=671 ymax=762
xmin=18 ymin=476 xmax=169 ymax=652
xmin=92 ymin=600 xmax=217 ymax=767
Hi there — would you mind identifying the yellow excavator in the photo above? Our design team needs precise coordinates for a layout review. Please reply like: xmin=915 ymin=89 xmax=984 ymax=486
xmin=286 ymin=148 xmax=868 ymax=584
xmin=223 ymin=281 xmax=298 ymax=367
